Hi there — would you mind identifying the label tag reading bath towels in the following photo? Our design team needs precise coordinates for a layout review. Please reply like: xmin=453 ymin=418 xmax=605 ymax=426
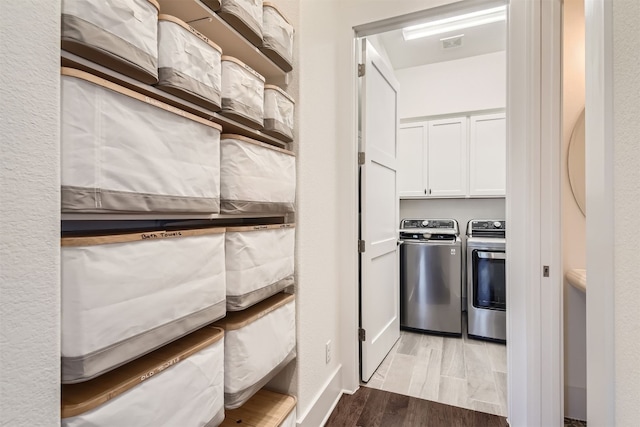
xmin=140 ymin=231 xmax=183 ymax=240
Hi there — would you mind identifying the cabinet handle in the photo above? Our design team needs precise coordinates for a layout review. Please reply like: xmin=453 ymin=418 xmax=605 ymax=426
xmin=424 ymin=189 xmax=426 ymax=195
xmin=429 ymin=189 xmax=432 ymax=195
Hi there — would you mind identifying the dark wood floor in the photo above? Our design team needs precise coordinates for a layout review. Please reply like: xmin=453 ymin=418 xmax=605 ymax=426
xmin=325 ymin=386 xmax=509 ymax=427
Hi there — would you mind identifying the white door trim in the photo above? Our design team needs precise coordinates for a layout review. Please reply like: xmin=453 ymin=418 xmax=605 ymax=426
xmin=507 ymin=0 xmax=563 ymax=425
xmin=584 ymin=0 xmax=615 ymax=424
xmin=344 ymin=1 xmax=564 ymax=425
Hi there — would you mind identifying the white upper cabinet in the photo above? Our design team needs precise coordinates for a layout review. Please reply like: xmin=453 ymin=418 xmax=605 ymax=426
xmin=397 ymin=111 xmax=505 ymax=199
xmin=469 ymin=113 xmax=506 ymax=196
xmin=398 ymin=123 xmax=427 ymax=197
xmin=427 ymin=117 xmax=468 ymax=197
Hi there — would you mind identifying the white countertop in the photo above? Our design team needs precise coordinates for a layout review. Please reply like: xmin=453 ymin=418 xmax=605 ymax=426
xmin=565 ymin=269 xmax=587 ymax=293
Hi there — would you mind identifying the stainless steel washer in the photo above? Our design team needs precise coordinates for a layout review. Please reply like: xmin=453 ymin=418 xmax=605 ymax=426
xmin=466 ymin=219 xmax=506 ymax=342
xmin=399 ymin=219 xmax=462 ymax=336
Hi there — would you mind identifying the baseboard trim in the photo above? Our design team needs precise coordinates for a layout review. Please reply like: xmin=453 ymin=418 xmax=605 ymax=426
xmin=297 ymin=365 xmax=343 ymax=427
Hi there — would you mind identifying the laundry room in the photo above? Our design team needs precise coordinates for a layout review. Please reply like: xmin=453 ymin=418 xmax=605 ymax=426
xmin=358 ymin=5 xmax=508 ymax=417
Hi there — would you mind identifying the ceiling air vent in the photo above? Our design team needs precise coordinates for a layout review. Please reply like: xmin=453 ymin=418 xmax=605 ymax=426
xmin=440 ymin=34 xmax=464 ymax=49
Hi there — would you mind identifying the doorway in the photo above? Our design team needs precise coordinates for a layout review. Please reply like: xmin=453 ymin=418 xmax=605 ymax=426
xmin=357 ymin=2 xmax=509 ymax=417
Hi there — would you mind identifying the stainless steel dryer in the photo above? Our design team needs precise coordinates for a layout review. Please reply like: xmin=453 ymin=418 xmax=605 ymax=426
xmin=399 ymin=219 xmax=462 ymax=336
xmin=466 ymin=220 xmax=506 ymax=342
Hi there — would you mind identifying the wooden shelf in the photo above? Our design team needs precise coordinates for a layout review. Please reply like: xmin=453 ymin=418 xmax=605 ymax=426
xmin=61 ymin=50 xmax=288 ymax=149
xmin=157 ymin=0 xmax=289 ymax=85
xmin=220 ymin=389 xmax=296 ymax=427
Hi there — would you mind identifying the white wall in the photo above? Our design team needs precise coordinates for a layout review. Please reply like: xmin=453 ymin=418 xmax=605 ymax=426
xmin=396 ymin=51 xmax=506 ymax=119
xmin=0 ymin=2 xmax=61 ymax=426
xmin=611 ymin=0 xmax=640 ymax=422
xmin=297 ymin=0 xmax=463 ymax=424
xmin=585 ymin=0 xmax=640 ymax=424
xmin=562 ymin=0 xmax=587 ymax=420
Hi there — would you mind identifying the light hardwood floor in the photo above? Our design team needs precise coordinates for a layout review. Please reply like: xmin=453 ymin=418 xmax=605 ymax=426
xmin=364 ymin=329 xmax=508 ymax=417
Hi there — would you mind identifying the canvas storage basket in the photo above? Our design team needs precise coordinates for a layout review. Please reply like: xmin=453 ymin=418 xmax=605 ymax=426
xmin=62 ymin=0 xmax=160 ymax=84
xmin=220 ymin=134 xmax=296 ymax=214
xmin=61 ymin=68 xmax=222 ymax=214
xmin=157 ymin=15 xmax=223 ymax=111
xmin=219 ymin=0 xmax=264 ymax=47
xmin=61 ymin=228 xmax=226 ymax=383
xmin=263 ymin=84 xmax=295 ymax=142
xmin=261 ymin=2 xmax=294 ymax=72
xmin=221 ymin=56 xmax=265 ymax=128
xmin=62 ymin=327 xmax=225 ymax=427
xmin=225 ymin=224 xmax=295 ymax=311
xmin=214 ymin=293 xmax=296 ymax=409
xmin=221 ymin=389 xmax=296 ymax=427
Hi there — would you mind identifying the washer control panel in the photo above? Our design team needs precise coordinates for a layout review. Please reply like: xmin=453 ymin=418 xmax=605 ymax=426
xmin=467 ymin=220 xmax=506 ymax=237
xmin=401 ymin=219 xmax=457 ymax=230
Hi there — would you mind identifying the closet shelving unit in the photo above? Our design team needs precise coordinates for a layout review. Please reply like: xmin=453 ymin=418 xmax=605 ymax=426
xmin=60 ymin=0 xmax=296 ymax=221
xmin=60 ymin=1 xmax=297 ymax=425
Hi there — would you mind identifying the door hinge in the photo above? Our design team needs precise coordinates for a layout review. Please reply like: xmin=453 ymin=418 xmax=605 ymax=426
xmin=543 ymin=265 xmax=550 ymax=277
xmin=358 ymin=152 xmax=365 ymax=165
xmin=358 ymin=240 xmax=366 ymax=253
xmin=358 ymin=63 xmax=365 ymax=77
xmin=359 ymin=328 xmax=366 ymax=341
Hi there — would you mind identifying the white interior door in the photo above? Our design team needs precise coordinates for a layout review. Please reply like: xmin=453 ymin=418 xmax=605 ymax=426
xmin=359 ymin=39 xmax=400 ymax=382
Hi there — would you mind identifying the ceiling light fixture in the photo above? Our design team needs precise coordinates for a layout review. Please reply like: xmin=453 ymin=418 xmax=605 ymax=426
xmin=402 ymin=5 xmax=506 ymax=41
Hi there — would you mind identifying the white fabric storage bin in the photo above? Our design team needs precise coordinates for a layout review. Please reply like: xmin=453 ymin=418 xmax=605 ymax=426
xmin=221 ymin=389 xmax=296 ymax=427
xmin=263 ymin=84 xmax=295 ymax=142
xmin=261 ymin=3 xmax=294 ymax=72
xmin=281 ymin=407 xmax=296 ymax=427
xmin=219 ymin=0 xmax=263 ymax=47
xmin=62 ymin=0 xmax=159 ymax=84
xmin=221 ymin=56 xmax=265 ymax=128
xmin=225 ymin=224 xmax=295 ymax=311
xmin=157 ymin=15 xmax=223 ymax=111
xmin=61 ymin=228 xmax=226 ymax=383
xmin=61 ymin=68 xmax=222 ymax=213
xmin=62 ymin=327 xmax=225 ymax=427
xmin=214 ymin=293 xmax=296 ymax=409
xmin=220 ymin=134 xmax=296 ymax=214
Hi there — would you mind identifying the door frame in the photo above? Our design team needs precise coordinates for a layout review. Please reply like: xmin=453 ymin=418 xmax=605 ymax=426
xmin=348 ymin=0 xmax=563 ymax=424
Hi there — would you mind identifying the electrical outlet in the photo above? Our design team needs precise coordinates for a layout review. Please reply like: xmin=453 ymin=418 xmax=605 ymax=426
xmin=325 ymin=340 xmax=332 ymax=364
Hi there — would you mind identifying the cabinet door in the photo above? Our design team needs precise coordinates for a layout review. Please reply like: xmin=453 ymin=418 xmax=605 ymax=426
xmin=427 ymin=117 xmax=468 ymax=197
xmin=469 ymin=113 xmax=506 ymax=196
xmin=397 ymin=123 xmax=427 ymax=197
